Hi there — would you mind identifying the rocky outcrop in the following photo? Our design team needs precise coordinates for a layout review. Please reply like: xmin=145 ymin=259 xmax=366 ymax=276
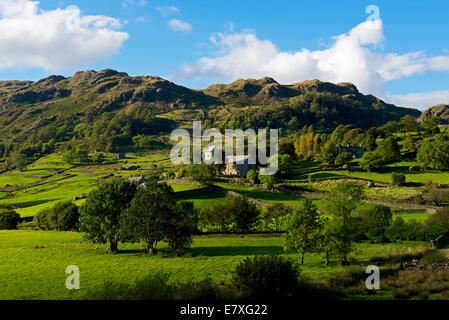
xmin=291 ymin=79 xmax=359 ymax=95
xmin=0 ymin=69 xmax=421 ymax=143
xmin=420 ymin=104 xmax=449 ymax=124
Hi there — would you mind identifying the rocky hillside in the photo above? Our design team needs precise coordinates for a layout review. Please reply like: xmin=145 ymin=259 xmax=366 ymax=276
xmin=419 ymin=104 xmax=449 ymax=124
xmin=203 ymin=78 xmax=360 ymax=102
xmin=0 ymin=69 xmax=421 ymax=150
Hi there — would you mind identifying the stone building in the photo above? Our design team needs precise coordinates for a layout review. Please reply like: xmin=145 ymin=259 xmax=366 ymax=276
xmin=224 ymin=155 xmax=256 ymax=177
xmin=114 ymin=153 xmax=126 ymax=160
xmin=128 ymin=175 xmax=146 ymax=187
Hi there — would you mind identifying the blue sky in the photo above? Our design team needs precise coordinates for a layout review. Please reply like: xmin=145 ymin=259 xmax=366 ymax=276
xmin=0 ymin=0 xmax=448 ymax=110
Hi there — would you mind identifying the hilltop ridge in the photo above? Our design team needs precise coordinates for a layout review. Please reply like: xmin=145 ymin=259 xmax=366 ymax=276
xmin=0 ymin=69 xmax=421 ymax=152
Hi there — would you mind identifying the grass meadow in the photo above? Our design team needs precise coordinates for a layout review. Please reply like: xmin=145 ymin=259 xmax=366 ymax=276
xmin=0 ymin=230 xmax=426 ymax=300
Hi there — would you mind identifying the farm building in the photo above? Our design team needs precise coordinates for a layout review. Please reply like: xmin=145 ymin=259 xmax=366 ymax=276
xmin=114 ymin=153 xmax=126 ymax=160
xmin=224 ymin=155 xmax=256 ymax=177
xmin=128 ymin=175 xmax=146 ymax=187
xmin=430 ymin=233 xmax=449 ymax=249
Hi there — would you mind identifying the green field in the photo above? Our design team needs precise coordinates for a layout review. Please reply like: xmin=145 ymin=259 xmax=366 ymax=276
xmin=0 ymin=149 xmax=442 ymax=301
xmin=394 ymin=213 xmax=431 ymax=222
xmin=178 ymin=191 xmax=232 ymax=211
xmin=170 ymin=184 xmax=202 ymax=192
xmin=0 ymin=153 xmax=174 ymax=217
xmin=0 ymin=230 xmax=427 ymax=300
xmin=300 ymin=169 xmax=449 ymax=184
xmin=0 ymin=175 xmax=39 ymax=187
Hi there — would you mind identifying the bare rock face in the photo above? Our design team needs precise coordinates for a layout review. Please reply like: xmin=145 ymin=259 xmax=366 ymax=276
xmin=256 ymin=83 xmax=297 ymax=100
xmin=419 ymin=104 xmax=449 ymax=124
xmin=204 ymin=78 xmax=362 ymax=102
xmin=36 ymin=75 xmax=66 ymax=86
xmin=291 ymin=79 xmax=359 ymax=95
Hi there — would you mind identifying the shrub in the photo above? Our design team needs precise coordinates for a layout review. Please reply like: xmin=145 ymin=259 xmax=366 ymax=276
xmin=199 ymin=197 xmax=260 ymax=234
xmin=34 ymin=202 xmax=79 ymax=231
xmin=63 ymin=144 xmax=90 ymax=163
xmin=185 ymin=163 xmax=216 ymax=186
xmin=261 ymin=203 xmax=292 ymax=232
xmin=259 ymin=174 xmax=275 ymax=189
xmin=377 ymin=136 xmax=400 ymax=160
xmin=363 ymin=205 xmax=392 ymax=243
xmin=335 ymin=151 xmax=353 ymax=165
xmin=391 ymin=173 xmax=406 ymax=187
xmin=83 ymin=272 xmax=174 ymax=300
xmin=279 ymin=139 xmax=296 ymax=159
xmin=359 ymin=151 xmax=384 ymax=172
xmin=83 ymin=271 xmax=221 ymax=300
xmin=427 ymin=189 xmax=449 ymax=206
xmin=34 ymin=209 xmax=51 ymax=230
xmin=427 ymin=207 xmax=449 ymax=231
xmin=277 ymin=154 xmax=294 ymax=178
xmin=199 ymin=204 xmax=233 ymax=233
xmin=350 ymin=215 xmax=368 ymax=242
xmin=230 ymin=196 xmax=260 ymax=233
xmin=54 ymin=201 xmax=79 ymax=231
xmin=91 ymin=153 xmax=105 ymax=163
xmin=0 ymin=208 xmax=20 ymax=229
xmin=387 ymin=270 xmax=449 ymax=300
xmin=413 ymin=194 xmax=424 ymax=204
xmin=319 ymin=140 xmax=338 ymax=164
xmin=246 ymin=169 xmax=258 ymax=184
xmin=17 ymin=221 xmax=36 ymax=230
xmin=175 ymin=167 xmax=187 ymax=178
xmin=232 ymin=255 xmax=300 ymax=299
xmin=46 ymin=207 xmax=59 ymax=230
xmin=386 ymin=218 xmax=445 ymax=242
xmin=424 ymin=178 xmax=433 ymax=189
xmin=421 ymin=250 xmax=447 ymax=265
xmin=417 ymin=137 xmax=449 ymax=170
xmin=165 ymin=201 xmax=199 ymax=256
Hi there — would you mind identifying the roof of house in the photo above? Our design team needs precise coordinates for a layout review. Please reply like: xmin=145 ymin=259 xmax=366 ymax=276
xmin=128 ymin=175 xmax=145 ymax=183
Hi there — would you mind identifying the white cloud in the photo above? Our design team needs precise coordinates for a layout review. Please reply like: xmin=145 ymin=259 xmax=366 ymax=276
xmin=122 ymin=0 xmax=147 ymax=8
xmin=388 ymin=91 xmax=449 ymax=110
xmin=168 ymin=18 xmax=192 ymax=33
xmin=176 ymin=20 xmax=449 ymax=110
xmin=121 ymin=0 xmax=132 ymax=8
xmin=134 ymin=16 xmax=150 ymax=24
xmin=157 ymin=6 xmax=180 ymax=16
xmin=0 ymin=0 xmax=129 ymax=71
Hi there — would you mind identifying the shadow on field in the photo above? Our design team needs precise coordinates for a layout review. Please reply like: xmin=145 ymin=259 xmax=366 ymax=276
xmin=188 ymin=245 xmax=283 ymax=257
xmin=13 ymin=199 xmax=60 ymax=208
xmin=117 ymin=249 xmax=148 ymax=254
xmin=292 ymin=172 xmax=342 ymax=180
xmin=231 ymin=189 xmax=299 ymax=202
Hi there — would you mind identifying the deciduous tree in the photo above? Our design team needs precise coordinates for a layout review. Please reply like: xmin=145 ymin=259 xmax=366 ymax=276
xmin=284 ymin=199 xmax=322 ymax=264
xmin=79 ymin=179 xmax=137 ymax=253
